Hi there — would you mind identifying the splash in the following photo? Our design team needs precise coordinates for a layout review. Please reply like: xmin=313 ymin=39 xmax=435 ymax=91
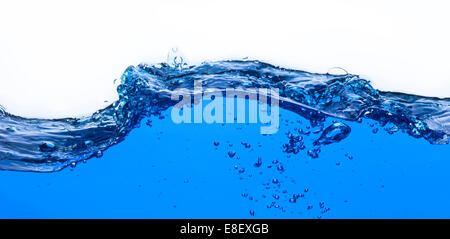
xmin=0 ymin=60 xmax=449 ymax=172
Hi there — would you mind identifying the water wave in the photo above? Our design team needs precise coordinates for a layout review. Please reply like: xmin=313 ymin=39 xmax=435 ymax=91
xmin=0 ymin=60 xmax=448 ymax=172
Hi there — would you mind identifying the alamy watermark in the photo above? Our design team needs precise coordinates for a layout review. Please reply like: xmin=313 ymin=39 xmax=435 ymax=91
xmin=170 ymin=80 xmax=280 ymax=134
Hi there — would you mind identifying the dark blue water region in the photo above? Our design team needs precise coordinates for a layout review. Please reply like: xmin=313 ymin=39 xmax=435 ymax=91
xmin=1 ymin=105 xmax=449 ymax=219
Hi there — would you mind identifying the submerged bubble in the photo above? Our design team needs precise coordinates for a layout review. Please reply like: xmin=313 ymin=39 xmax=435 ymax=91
xmin=307 ymin=149 xmax=319 ymax=159
xmin=95 ymin=151 xmax=103 ymax=158
xmin=385 ymin=124 xmax=399 ymax=134
xmin=84 ymin=140 xmax=94 ymax=147
xmin=254 ymin=157 xmax=262 ymax=168
xmin=6 ymin=127 xmax=16 ymax=132
xmin=39 ymin=142 xmax=56 ymax=152
xmin=276 ymin=164 xmax=285 ymax=173
xmin=241 ymin=142 xmax=251 ymax=148
xmin=313 ymin=122 xmax=351 ymax=146
xmin=228 ymin=151 xmax=236 ymax=158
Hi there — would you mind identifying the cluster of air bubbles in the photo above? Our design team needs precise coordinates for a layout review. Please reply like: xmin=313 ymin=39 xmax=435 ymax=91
xmin=219 ymin=135 xmax=331 ymax=216
xmin=344 ymin=153 xmax=353 ymax=160
xmin=146 ymin=119 xmax=152 ymax=127
xmin=307 ymin=148 xmax=320 ymax=159
xmin=384 ymin=123 xmax=399 ymax=135
xmin=288 ymin=193 xmax=305 ymax=203
xmin=282 ymin=131 xmax=305 ymax=154
xmin=241 ymin=142 xmax=251 ymax=148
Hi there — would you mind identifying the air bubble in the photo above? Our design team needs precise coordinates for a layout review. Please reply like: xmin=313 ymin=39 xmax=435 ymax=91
xmin=39 ymin=142 xmax=56 ymax=152
xmin=228 ymin=151 xmax=236 ymax=158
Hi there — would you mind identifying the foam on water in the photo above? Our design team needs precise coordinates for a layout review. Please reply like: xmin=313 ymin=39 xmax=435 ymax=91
xmin=0 ymin=60 xmax=449 ymax=172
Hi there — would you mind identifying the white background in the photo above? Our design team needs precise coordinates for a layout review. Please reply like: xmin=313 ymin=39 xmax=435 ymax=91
xmin=0 ymin=0 xmax=449 ymax=118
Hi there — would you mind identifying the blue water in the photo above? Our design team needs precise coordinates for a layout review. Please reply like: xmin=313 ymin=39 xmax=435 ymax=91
xmin=0 ymin=60 xmax=449 ymax=218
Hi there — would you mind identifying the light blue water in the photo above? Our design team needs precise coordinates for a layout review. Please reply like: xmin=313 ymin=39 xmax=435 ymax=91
xmin=0 ymin=60 xmax=449 ymax=218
